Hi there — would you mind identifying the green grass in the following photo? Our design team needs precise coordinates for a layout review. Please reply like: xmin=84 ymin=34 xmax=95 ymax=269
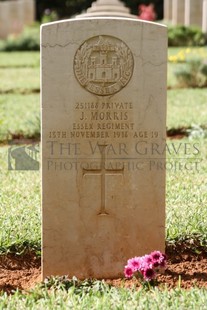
xmin=0 ymin=94 xmax=40 ymax=141
xmin=0 ymin=67 xmax=40 ymax=93
xmin=0 ymin=146 xmax=41 ymax=254
xmin=0 ymin=285 xmax=207 ymax=309
xmin=167 ymin=88 xmax=207 ymax=129
xmin=168 ymin=62 xmax=179 ymax=87
xmin=0 ymin=52 xmax=40 ymax=68
xmin=166 ymin=138 xmax=207 ymax=244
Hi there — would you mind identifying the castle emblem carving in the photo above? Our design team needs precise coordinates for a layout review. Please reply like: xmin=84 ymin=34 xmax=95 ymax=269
xmin=74 ymin=35 xmax=134 ymax=96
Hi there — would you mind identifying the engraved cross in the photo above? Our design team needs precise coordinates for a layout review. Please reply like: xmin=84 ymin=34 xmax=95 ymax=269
xmin=83 ymin=144 xmax=124 ymax=215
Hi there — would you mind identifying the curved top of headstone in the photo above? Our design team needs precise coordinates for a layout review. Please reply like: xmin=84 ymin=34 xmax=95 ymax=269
xmin=76 ymin=0 xmax=137 ymax=19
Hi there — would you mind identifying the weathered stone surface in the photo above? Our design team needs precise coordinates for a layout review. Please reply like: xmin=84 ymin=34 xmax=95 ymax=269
xmin=41 ymin=18 xmax=167 ymax=279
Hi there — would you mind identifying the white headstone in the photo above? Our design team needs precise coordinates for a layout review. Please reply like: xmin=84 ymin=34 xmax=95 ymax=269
xmin=164 ymin=0 xmax=173 ymax=21
xmin=41 ymin=17 xmax=167 ymax=279
xmin=0 ymin=0 xmax=35 ymax=39
xmin=185 ymin=0 xmax=203 ymax=28
xmin=172 ymin=0 xmax=185 ymax=25
xmin=22 ymin=0 xmax=35 ymax=26
xmin=0 ymin=2 xmax=10 ymax=39
xmin=203 ymin=0 xmax=207 ymax=33
xmin=9 ymin=0 xmax=24 ymax=36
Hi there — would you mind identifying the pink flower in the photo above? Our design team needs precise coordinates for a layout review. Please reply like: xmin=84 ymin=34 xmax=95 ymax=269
xmin=143 ymin=267 xmax=155 ymax=281
xmin=124 ymin=265 xmax=134 ymax=278
xmin=124 ymin=251 xmax=167 ymax=282
xmin=139 ymin=5 xmax=146 ymax=11
xmin=151 ymin=251 xmax=162 ymax=262
xmin=127 ymin=257 xmax=141 ymax=271
xmin=153 ymin=261 xmax=160 ymax=268
xmin=138 ymin=4 xmax=156 ymax=21
xmin=138 ymin=258 xmax=148 ymax=274
xmin=151 ymin=251 xmax=167 ymax=270
xmin=143 ymin=254 xmax=153 ymax=265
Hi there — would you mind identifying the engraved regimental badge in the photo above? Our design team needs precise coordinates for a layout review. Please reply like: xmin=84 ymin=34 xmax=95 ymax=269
xmin=74 ymin=35 xmax=134 ymax=96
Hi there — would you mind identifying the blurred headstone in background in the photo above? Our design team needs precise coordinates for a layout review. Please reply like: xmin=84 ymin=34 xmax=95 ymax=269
xmin=164 ymin=0 xmax=207 ymax=33
xmin=185 ymin=0 xmax=203 ymax=28
xmin=203 ymin=0 xmax=207 ymax=33
xmin=172 ymin=0 xmax=185 ymax=25
xmin=0 ymin=0 xmax=35 ymax=39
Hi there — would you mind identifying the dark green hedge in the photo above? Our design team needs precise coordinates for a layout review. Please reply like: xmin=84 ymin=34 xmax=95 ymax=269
xmin=168 ymin=25 xmax=206 ymax=47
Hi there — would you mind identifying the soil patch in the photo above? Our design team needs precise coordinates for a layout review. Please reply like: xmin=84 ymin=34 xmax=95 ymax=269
xmin=0 ymin=88 xmax=40 ymax=95
xmin=167 ymin=128 xmax=188 ymax=139
xmin=0 ymin=246 xmax=207 ymax=294
xmin=0 ymin=252 xmax=41 ymax=294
